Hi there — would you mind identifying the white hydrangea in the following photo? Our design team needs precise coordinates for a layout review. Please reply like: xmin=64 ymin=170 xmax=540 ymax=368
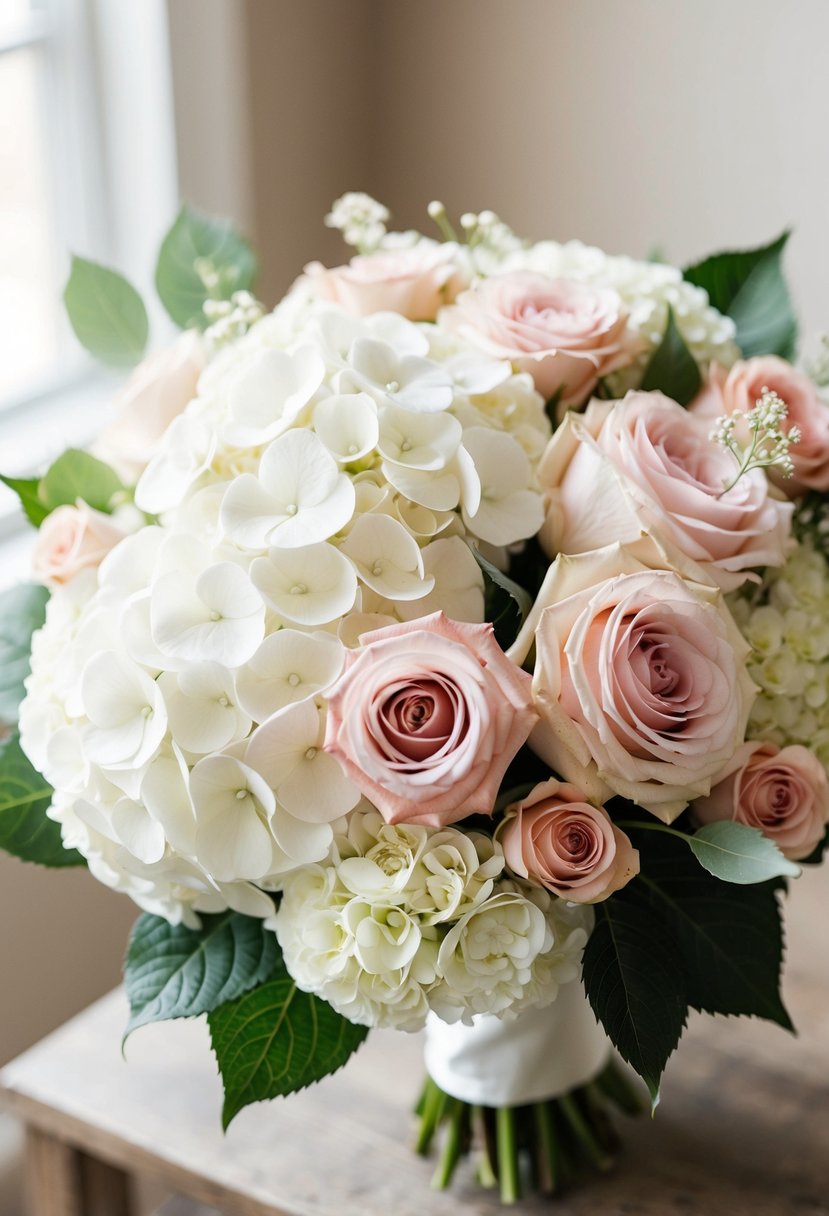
xmin=273 ymin=810 xmax=590 ymax=1031
xmin=19 ymin=293 xmax=552 ymax=925
xmin=730 ymin=536 xmax=829 ymax=769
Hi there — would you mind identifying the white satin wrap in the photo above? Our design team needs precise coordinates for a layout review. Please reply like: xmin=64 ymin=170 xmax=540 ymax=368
xmin=423 ymin=979 xmax=611 ymax=1106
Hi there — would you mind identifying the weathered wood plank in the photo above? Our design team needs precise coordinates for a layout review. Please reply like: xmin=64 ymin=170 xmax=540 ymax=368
xmin=2 ymin=867 xmax=828 ymax=1215
xmin=24 ymin=1128 xmax=82 ymax=1216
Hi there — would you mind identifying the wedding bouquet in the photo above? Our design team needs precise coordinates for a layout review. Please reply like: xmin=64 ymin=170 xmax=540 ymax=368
xmin=2 ymin=193 xmax=827 ymax=1202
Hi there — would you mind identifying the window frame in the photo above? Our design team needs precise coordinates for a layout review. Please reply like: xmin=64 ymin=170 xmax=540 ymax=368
xmin=0 ymin=0 xmax=179 ymax=582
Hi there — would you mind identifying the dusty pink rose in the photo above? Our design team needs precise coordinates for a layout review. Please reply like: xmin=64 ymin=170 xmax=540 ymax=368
xmin=508 ymin=538 xmax=755 ymax=822
xmin=32 ymin=502 xmax=127 ymax=586
xmin=500 ymin=779 xmax=639 ymax=902
xmin=539 ymin=392 xmax=792 ymax=591
xmin=692 ymin=357 xmax=829 ymax=496
xmin=695 ymin=740 xmax=829 ymax=860
xmin=438 ymin=270 xmax=633 ymax=405
xmin=303 ymin=240 xmax=466 ymax=321
xmin=94 ymin=332 xmax=204 ymax=480
xmin=323 ymin=611 xmax=537 ymax=827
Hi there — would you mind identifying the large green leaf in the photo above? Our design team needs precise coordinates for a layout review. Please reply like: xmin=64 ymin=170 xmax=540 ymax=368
xmin=39 ymin=450 xmax=124 ymax=515
xmin=124 ymin=910 xmax=280 ymax=1039
xmin=0 ymin=584 xmax=49 ymax=725
xmin=155 ymin=205 xmax=257 ymax=330
xmin=63 ymin=255 xmax=149 ymax=366
xmin=628 ymin=826 xmax=793 ymax=1030
xmin=472 ymin=547 xmax=532 ymax=650
xmin=0 ymin=732 xmax=82 ymax=867
xmin=0 ymin=475 xmax=49 ymax=527
xmin=684 ymin=232 xmax=797 ymax=360
xmin=689 ymin=821 xmax=800 ymax=885
xmin=582 ymin=896 xmax=687 ymax=1107
xmin=208 ymin=969 xmax=369 ymax=1128
xmin=640 ymin=306 xmax=702 ymax=406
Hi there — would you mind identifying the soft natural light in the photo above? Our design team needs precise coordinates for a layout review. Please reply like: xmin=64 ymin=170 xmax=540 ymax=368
xmin=0 ymin=47 xmax=61 ymax=400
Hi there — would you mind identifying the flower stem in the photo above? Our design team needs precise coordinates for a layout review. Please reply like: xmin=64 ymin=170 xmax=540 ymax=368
xmin=558 ymin=1093 xmax=613 ymax=1173
xmin=473 ymin=1107 xmax=499 ymax=1189
xmin=496 ymin=1105 xmax=521 ymax=1204
xmin=533 ymin=1100 xmax=559 ymax=1195
xmin=415 ymin=1077 xmax=447 ymax=1155
xmin=432 ymin=1098 xmax=465 ymax=1190
xmin=595 ymin=1058 xmax=648 ymax=1116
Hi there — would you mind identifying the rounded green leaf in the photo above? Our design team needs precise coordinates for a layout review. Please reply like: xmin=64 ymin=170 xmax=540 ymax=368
xmin=155 ymin=205 xmax=257 ymax=330
xmin=0 ymin=583 xmax=49 ymax=725
xmin=208 ymin=971 xmax=368 ymax=1128
xmin=64 ymin=255 xmax=149 ymax=366
xmin=39 ymin=450 xmax=124 ymax=515
xmin=0 ymin=732 xmax=83 ymax=867
xmin=689 ymin=821 xmax=801 ymax=885
xmin=124 ymin=911 xmax=280 ymax=1039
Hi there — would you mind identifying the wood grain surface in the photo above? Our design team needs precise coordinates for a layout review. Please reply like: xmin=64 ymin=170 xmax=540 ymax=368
xmin=1 ymin=867 xmax=827 ymax=1216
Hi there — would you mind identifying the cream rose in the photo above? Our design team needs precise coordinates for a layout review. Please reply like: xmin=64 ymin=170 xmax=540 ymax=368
xmin=94 ymin=332 xmax=204 ymax=480
xmin=508 ymin=537 xmax=756 ymax=822
xmin=692 ymin=356 xmax=829 ymax=496
xmin=438 ymin=270 xmax=634 ymax=406
xmin=694 ymin=740 xmax=829 ymax=860
xmin=302 ymin=239 xmax=466 ymax=321
xmin=32 ymin=502 xmax=127 ymax=587
xmin=539 ymin=392 xmax=792 ymax=591
xmin=323 ymin=612 xmax=537 ymax=828
xmin=499 ymin=779 xmax=639 ymax=903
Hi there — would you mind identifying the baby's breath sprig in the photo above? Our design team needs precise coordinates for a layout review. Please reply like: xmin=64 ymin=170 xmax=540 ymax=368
xmin=710 ymin=386 xmax=801 ymax=495
xmin=458 ymin=208 xmax=523 ymax=256
xmin=203 ymin=290 xmax=264 ymax=352
xmin=324 ymin=192 xmax=389 ymax=253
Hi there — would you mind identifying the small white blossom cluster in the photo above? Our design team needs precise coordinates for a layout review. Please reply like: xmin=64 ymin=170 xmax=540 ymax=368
xmin=730 ymin=536 xmax=829 ymax=769
xmin=203 ymin=291 xmax=265 ymax=353
xmin=274 ymin=810 xmax=591 ymax=1031
xmin=19 ymin=292 xmax=550 ymax=925
xmin=325 ymin=192 xmax=390 ymax=253
xmin=710 ymin=387 xmax=801 ymax=489
xmin=500 ymin=238 xmax=739 ymax=387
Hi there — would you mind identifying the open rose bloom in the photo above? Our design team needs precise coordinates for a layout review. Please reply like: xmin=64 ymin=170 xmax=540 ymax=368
xmin=4 ymin=193 xmax=828 ymax=1201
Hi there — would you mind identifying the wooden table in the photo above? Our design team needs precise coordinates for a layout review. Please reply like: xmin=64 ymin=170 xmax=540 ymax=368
xmin=2 ymin=868 xmax=828 ymax=1216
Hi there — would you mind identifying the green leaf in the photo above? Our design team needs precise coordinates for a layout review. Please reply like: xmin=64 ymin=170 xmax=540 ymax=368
xmin=684 ymin=232 xmax=797 ymax=360
xmin=208 ymin=969 xmax=368 ymax=1128
xmin=0 ymin=475 xmax=49 ymax=527
xmin=63 ymin=255 xmax=149 ymax=366
xmin=0 ymin=584 xmax=49 ymax=725
xmin=689 ymin=821 xmax=801 ymax=885
xmin=628 ymin=825 xmax=793 ymax=1030
xmin=0 ymin=732 xmax=83 ymax=867
xmin=124 ymin=910 xmax=280 ymax=1040
xmin=582 ymin=897 xmax=687 ymax=1107
xmin=39 ymin=450 xmax=124 ymax=515
xmin=472 ymin=547 xmax=532 ymax=650
xmin=640 ymin=305 xmax=702 ymax=406
xmin=155 ymin=205 xmax=257 ymax=330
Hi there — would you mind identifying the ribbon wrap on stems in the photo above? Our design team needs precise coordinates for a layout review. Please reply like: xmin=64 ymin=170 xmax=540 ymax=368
xmin=423 ymin=978 xmax=611 ymax=1107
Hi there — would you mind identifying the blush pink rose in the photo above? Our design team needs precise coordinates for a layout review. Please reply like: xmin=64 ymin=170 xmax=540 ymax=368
xmin=303 ymin=240 xmax=466 ymax=321
xmin=508 ymin=538 xmax=755 ymax=822
xmin=438 ymin=271 xmax=634 ymax=405
xmin=694 ymin=740 xmax=829 ymax=860
xmin=692 ymin=357 xmax=829 ymax=496
xmin=323 ymin=611 xmax=537 ymax=827
xmin=539 ymin=392 xmax=792 ymax=591
xmin=94 ymin=332 xmax=204 ymax=480
xmin=500 ymin=779 xmax=640 ymax=902
xmin=32 ymin=502 xmax=127 ymax=586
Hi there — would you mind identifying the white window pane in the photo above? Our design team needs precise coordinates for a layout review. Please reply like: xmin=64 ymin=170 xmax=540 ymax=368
xmin=0 ymin=0 xmax=37 ymax=41
xmin=0 ymin=47 xmax=61 ymax=401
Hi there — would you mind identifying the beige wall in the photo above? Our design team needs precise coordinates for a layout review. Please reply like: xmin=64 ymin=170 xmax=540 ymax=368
xmin=5 ymin=0 xmax=828 ymax=1067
